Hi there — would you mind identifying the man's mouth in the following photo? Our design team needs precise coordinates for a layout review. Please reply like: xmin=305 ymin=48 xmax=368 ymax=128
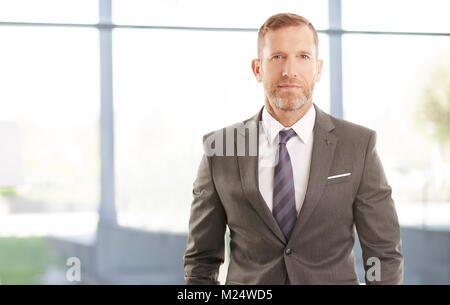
xmin=277 ymin=84 xmax=302 ymax=89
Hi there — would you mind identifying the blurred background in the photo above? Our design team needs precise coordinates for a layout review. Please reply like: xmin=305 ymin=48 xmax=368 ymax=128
xmin=0 ymin=0 xmax=449 ymax=284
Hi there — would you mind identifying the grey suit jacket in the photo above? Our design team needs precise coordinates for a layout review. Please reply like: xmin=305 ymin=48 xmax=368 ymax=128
xmin=184 ymin=103 xmax=403 ymax=285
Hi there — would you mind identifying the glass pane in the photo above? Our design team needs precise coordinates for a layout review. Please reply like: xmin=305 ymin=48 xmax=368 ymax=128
xmin=0 ymin=26 xmax=100 ymax=221
xmin=342 ymin=34 xmax=450 ymax=228
xmin=113 ymin=29 xmax=330 ymax=232
xmin=342 ymin=0 xmax=450 ymax=33
xmin=113 ymin=0 xmax=328 ymax=30
xmin=0 ymin=0 xmax=98 ymax=24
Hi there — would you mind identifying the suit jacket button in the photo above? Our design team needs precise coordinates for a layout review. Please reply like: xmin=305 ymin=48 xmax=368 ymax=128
xmin=285 ymin=248 xmax=292 ymax=255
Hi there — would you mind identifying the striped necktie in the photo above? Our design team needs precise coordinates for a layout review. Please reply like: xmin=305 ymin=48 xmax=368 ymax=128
xmin=273 ymin=128 xmax=297 ymax=240
xmin=273 ymin=128 xmax=297 ymax=285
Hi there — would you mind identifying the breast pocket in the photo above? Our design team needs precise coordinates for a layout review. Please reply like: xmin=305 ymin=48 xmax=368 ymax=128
xmin=326 ymin=172 xmax=352 ymax=185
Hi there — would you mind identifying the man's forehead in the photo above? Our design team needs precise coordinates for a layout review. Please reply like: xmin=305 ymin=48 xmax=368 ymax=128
xmin=264 ymin=25 xmax=315 ymax=44
xmin=262 ymin=25 xmax=316 ymax=54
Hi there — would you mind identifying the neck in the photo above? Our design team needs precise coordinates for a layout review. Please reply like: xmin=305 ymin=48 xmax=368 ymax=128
xmin=265 ymin=99 xmax=313 ymax=127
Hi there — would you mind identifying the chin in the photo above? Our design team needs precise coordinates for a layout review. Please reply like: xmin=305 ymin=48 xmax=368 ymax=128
xmin=273 ymin=97 xmax=307 ymax=111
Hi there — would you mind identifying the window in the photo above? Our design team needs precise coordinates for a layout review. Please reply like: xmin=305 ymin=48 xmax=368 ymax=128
xmin=0 ymin=26 xmax=100 ymax=214
xmin=342 ymin=0 xmax=450 ymax=33
xmin=113 ymin=0 xmax=328 ymax=29
xmin=342 ymin=34 xmax=450 ymax=227
xmin=0 ymin=0 xmax=98 ymax=24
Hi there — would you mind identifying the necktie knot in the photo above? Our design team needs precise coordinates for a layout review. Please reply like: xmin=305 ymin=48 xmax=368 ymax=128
xmin=278 ymin=129 xmax=296 ymax=145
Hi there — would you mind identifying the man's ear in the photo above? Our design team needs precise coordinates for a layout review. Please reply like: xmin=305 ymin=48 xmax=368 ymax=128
xmin=251 ymin=58 xmax=262 ymax=82
xmin=315 ymin=58 xmax=323 ymax=83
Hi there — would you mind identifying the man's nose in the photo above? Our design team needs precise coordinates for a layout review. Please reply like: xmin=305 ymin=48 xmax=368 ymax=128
xmin=282 ymin=57 xmax=298 ymax=78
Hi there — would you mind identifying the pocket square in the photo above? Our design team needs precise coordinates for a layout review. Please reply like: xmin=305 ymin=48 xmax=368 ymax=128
xmin=327 ymin=173 xmax=351 ymax=179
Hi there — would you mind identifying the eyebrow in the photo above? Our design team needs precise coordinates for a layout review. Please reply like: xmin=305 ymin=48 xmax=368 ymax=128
xmin=269 ymin=50 xmax=313 ymax=56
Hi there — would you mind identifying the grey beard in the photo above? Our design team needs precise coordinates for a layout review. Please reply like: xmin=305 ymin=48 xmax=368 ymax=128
xmin=269 ymin=94 xmax=308 ymax=111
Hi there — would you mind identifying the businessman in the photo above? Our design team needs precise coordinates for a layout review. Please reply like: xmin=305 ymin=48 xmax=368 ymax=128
xmin=184 ymin=13 xmax=403 ymax=285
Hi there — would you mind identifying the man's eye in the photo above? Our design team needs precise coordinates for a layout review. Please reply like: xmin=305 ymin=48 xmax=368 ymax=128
xmin=272 ymin=55 xmax=282 ymax=60
xmin=300 ymin=55 xmax=309 ymax=59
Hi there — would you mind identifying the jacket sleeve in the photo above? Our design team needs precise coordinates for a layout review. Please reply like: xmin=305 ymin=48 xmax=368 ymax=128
xmin=183 ymin=152 xmax=227 ymax=285
xmin=353 ymin=131 xmax=404 ymax=285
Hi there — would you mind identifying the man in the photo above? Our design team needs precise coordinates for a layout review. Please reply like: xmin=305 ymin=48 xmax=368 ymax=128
xmin=184 ymin=13 xmax=403 ymax=285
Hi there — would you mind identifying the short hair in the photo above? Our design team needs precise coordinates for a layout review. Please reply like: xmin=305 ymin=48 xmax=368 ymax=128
xmin=257 ymin=13 xmax=319 ymax=59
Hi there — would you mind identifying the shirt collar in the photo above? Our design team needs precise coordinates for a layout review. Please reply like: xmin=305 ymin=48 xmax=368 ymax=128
xmin=262 ymin=103 xmax=316 ymax=145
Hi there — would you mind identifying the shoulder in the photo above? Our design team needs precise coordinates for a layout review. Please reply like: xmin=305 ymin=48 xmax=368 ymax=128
xmin=330 ymin=115 xmax=375 ymax=138
xmin=323 ymin=111 xmax=377 ymax=146
xmin=313 ymin=106 xmax=378 ymax=155
xmin=320 ymin=113 xmax=381 ymax=172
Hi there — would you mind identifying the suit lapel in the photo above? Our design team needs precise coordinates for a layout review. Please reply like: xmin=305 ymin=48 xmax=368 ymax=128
xmin=288 ymin=103 xmax=337 ymax=242
xmin=236 ymin=103 xmax=337 ymax=245
xmin=237 ymin=107 xmax=287 ymax=244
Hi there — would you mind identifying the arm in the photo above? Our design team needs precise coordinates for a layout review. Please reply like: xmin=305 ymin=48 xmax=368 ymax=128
xmin=353 ymin=131 xmax=404 ymax=285
xmin=183 ymin=153 xmax=227 ymax=285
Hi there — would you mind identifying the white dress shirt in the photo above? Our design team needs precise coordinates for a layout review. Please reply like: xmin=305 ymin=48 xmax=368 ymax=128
xmin=258 ymin=104 xmax=316 ymax=215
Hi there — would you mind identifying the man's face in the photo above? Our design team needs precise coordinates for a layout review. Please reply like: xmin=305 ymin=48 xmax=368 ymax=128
xmin=252 ymin=25 xmax=323 ymax=111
